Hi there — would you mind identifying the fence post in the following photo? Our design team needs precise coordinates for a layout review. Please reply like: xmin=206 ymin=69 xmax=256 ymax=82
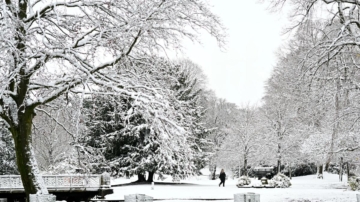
xmin=101 ymin=172 xmax=111 ymax=188
xmin=356 ymin=194 xmax=360 ymax=202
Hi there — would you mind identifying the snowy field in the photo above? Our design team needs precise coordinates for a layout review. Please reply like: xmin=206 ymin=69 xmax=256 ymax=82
xmin=107 ymin=172 xmax=358 ymax=202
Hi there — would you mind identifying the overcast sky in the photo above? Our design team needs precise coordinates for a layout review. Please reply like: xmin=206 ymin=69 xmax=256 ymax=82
xmin=181 ymin=1 xmax=289 ymax=107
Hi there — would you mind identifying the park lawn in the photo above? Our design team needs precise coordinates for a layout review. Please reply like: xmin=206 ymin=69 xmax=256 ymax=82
xmin=107 ymin=172 xmax=357 ymax=202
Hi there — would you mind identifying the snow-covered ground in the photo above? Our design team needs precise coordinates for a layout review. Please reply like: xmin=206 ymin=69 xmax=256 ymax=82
xmin=107 ymin=172 xmax=358 ymax=202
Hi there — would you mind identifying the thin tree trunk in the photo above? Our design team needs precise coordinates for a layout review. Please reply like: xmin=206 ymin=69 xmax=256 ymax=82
xmin=347 ymin=162 xmax=350 ymax=181
xmin=238 ymin=159 xmax=241 ymax=177
xmin=147 ymin=171 xmax=155 ymax=182
xmin=244 ymin=146 xmax=248 ymax=177
xmin=277 ymin=141 xmax=281 ymax=174
xmin=212 ymin=165 xmax=217 ymax=180
xmin=277 ymin=159 xmax=281 ymax=174
xmin=326 ymin=79 xmax=340 ymax=171
xmin=244 ymin=157 xmax=248 ymax=177
xmin=339 ymin=157 xmax=343 ymax=182
xmin=289 ymin=164 xmax=292 ymax=179
xmin=318 ymin=164 xmax=323 ymax=179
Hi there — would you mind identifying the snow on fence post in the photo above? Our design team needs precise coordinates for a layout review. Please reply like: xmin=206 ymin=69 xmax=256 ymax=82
xmin=234 ymin=193 xmax=260 ymax=202
xmin=124 ymin=194 xmax=153 ymax=202
xmin=29 ymin=194 xmax=56 ymax=202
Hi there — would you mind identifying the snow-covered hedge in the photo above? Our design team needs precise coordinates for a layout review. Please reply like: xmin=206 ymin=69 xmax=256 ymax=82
xmin=236 ymin=175 xmax=251 ymax=187
xmin=272 ymin=173 xmax=292 ymax=188
xmin=348 ymin=177 xmax=360 ymax=191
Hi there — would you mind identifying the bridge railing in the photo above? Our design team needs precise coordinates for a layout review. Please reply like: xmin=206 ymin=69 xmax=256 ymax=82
xmin=0 ymin=175 xmax=102 ymax=189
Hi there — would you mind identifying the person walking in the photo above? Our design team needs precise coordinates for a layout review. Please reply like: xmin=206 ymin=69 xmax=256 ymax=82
xmin=219 ymin=169 xmax=226 ymax=187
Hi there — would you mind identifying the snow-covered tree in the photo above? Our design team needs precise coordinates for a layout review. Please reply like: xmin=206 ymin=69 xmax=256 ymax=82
xmin=202 ymin=97 xmax=238 ymax=179
xmin=0 ymin=121 xmax=18 ymax=175
xmin=216 ymin=106 xmax=263 ymax=177
xmin=170 ymin=60 xmax=213 ymax=175
xmin=0 ymin=0 xmax=225 ymax=196
xmin=81 ymin=58 xmax=212 ymax=182
xmin=32 ymin=102 xmax=76 ymax=172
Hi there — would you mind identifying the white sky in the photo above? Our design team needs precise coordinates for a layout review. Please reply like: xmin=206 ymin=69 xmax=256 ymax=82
xmin=181 ymin=1 xmax=290 ymax=107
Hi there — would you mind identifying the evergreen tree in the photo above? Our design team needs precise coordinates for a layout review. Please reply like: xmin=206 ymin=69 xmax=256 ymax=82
xmin=80 ymin=59 xmax=199 ymax=182
xmin=0 ymin=121 xmax=18 ymax=175
xmin=170 ymin=61 xmax=213 ymax=175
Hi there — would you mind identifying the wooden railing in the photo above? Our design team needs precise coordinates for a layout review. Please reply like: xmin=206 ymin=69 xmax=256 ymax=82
xmin=0 ymin=175 xmax=103 ymax=189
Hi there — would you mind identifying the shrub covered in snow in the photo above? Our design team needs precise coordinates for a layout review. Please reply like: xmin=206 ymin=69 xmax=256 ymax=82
xmin=348 ymin=177 xmax=360 ymax=191
xmin=236 ymin=175 xmax=251 ymax=187
xmin=267 ymin=179 xmax=276 ymax=187
xmin=272 ymin=173 xmax=292 ymax=188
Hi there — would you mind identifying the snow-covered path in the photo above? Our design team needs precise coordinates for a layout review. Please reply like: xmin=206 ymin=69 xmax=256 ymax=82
xmin=107 ymin=173 xmax=358 ymax=202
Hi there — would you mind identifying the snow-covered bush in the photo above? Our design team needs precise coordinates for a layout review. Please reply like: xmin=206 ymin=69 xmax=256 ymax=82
xmin=348 ymin=177 xmax=360 ymax=191
xmin=267 ymin=179 xmax=276 ymax=187
xmin=272 ymin=173 xmax=292 ymax=188
xmin=236 ymin=176 xmax=251 ymax=187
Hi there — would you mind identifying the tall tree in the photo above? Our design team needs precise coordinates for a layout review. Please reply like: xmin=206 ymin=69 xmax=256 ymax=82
xmin=81 ymin=58 xmax=212 ymax=182
xmin=0 ymin=0 xmax=225 ymax=196
xmin=171 ymin=60 xmax=213 ymax=175
xmin=217 ymin=106 xmax=263 ymax=177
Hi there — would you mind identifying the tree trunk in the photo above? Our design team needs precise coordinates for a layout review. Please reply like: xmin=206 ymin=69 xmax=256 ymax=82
xmin=318 ymin=164 xmax=323 ymax=179
xmin=147 ymin=171 xmax=155 ymax=182
xmin=339 ymin=157 xmax=343 ymax=182
xmin=125 ymin=171 xmax=130 ymax=179
xmin=137 ymin=173 xmax=146 ymax=182
xmin=244 ymin=157 xmax=248 ymax=177
xmin=324 ymin=162 xmax=330 ymax=172
xmin=212 ymin=165 xmax=217 ymax=180
xmin=277 ymin=159 xmax=281 ymax=174
xmin=347 ymin=162 xmax=350 ymax=181
xmin=2 ymin=0 xmax=48 ymax=199
xmin=277 ymin=133 xmax=282 ymax=174
xmin=289 ymin=164 xmax=292 ymax=179
xmin=326 ymin=79 xmax=340 ymax=171
xmin=277 ymin=142 xmax=281 ymax=174
xmin=9 ymin=108 xmax=48 ymax=198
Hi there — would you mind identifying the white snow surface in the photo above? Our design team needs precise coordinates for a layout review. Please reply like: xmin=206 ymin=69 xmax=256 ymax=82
xmin=107 ymin=172 xmax=358 ymax=202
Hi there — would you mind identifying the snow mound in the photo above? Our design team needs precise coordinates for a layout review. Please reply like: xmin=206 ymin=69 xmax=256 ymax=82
xmin=272 ymin=173 xmax=292 ymax=188
xmin=236 ymin=176 xmax=251 ymax=187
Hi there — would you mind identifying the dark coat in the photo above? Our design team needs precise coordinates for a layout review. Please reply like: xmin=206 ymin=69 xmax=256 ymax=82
xmin=219 ymin=172 xmax=226 ymax=181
